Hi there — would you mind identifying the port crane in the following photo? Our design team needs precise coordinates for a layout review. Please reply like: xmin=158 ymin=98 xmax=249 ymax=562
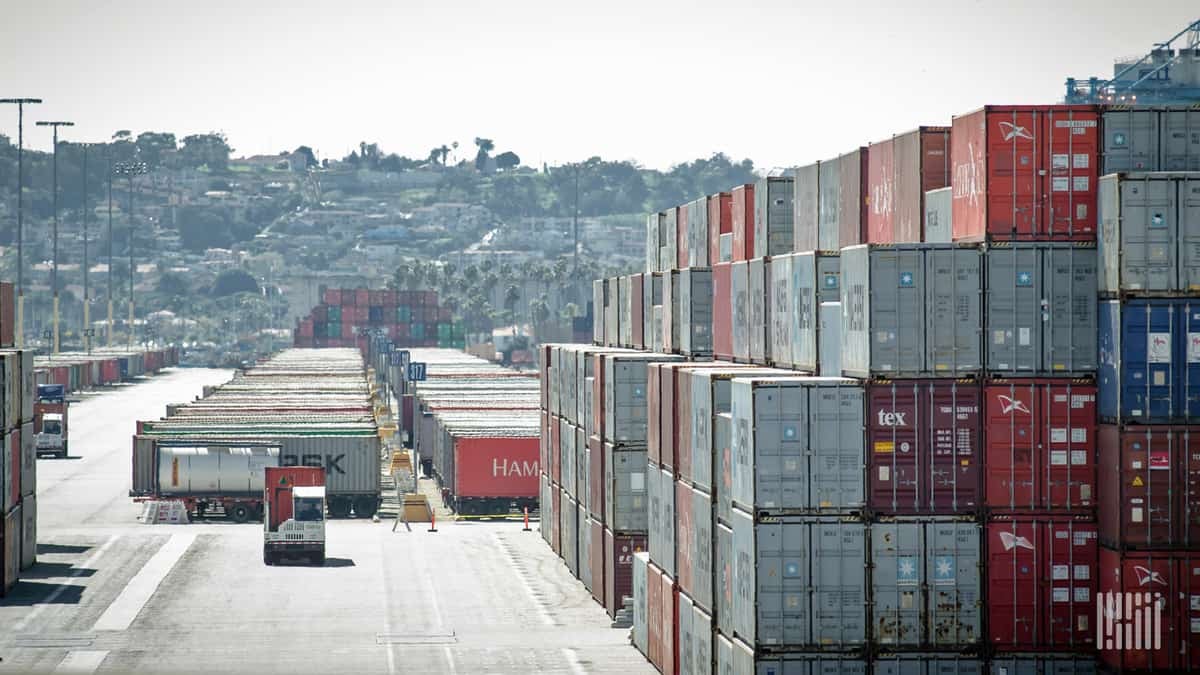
xmin=1065 ymin=18 xmax=1200 ymax=105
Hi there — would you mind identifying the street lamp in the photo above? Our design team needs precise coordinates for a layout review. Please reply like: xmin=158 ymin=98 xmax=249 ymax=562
xmin=79 ymin=142 xmax=101 ymax=354
xmin=0 ymin=98 xmax=43 ymax=347
xmin=42 ymin=329 xmax=52 ymax=360
xmin=36 ymin=120 xmax=74 ymax=354
xmin=83 ymin=328 xmax=94 ymax=355
xmin=113 ymin=161 xmax=147 ymax=347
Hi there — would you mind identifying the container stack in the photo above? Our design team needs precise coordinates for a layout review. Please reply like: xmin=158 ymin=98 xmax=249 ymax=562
xmin=32 ymin=347 xmax=179 ymax=394
xmin=1094 ymin=105 xmax=1200 ymax=673
xmin=0 ymin=281 xmax=38 ymax=596
xmin=293 ymin=288 xmax=463 ymax=351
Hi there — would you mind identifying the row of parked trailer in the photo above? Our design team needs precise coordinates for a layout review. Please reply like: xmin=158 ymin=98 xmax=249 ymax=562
xmin=33 ymin=347 xmax=179 ymax=394
xmin=553 ymin=104 xmax=1200 ymax=674
xmin=130 ymin=348 xmax=383 ymax=521
xmin=381 ymin=347 xmax=541 ymax=516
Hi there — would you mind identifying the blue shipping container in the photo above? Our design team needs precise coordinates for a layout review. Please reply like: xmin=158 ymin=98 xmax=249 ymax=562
xmin=1098 ymin=299 xmax=1200 ymax=423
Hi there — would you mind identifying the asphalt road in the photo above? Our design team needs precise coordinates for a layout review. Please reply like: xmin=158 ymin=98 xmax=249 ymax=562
xmin=0 ymin=368 xmax=651 ymax=675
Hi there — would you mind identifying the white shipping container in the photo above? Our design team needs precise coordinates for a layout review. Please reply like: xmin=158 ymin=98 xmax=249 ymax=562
xmin=20 ymin=492 xmax=35 ymax=570
xmin=923 ymin=187 xmax=952 ymax=243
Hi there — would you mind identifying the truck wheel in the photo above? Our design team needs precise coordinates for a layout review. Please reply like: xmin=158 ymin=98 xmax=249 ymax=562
xmin=264 ymin=552 xmax=274 ymax=565
xmin=328 ymin=496 xmax=352 ymax=519
xmin=353 ymin=496 xmax=378 ymax=519
xmin=312 ymin=552 xmax=325 ymax=566
xmin=229 ymin=504 xmax=252 ymax=523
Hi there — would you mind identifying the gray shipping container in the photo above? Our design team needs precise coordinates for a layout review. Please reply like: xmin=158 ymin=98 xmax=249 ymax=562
xmin=732 ymin=509 xmax=868 ymax=648
xmin=561 ymin=490 xmax=578 ymax=576
xmin=678 ymin=592 xmax=695 ymax=675
xmin=679 ymin=267 xmax=714 ymax=356
xmin=647 ymin=213 xmax=661 ymax=274
xmin=870 ymin=521 xmax=981 ymax=648
xmin=768 ymin=254 xmax=793 ymax=368
xmin=593 ymin=279 xmax=605 ymax=344
xmin=559 ymin=418 xmax=575 ymax=498
xmin=669 ymin=270 xmax=682 ymax=353
xmin=653 ymin=306 xmax=665 ymax=353
xmin=985 ymin=243 xmax=1098 ymax=375
xmin=604 ymin=443 xmax=648 ymax=533
xmin=841 ymin=244 xmax=982 ymax=378
xmin=576 ymin=427 xmax=587 ymax=509
xmin=691 ymin=367 xmax=791 ymax=496
xmin=791 ymin=252 xmax=842 ymax=372
xmin=794 ymin=162 xmax=820 ymax=252
xmin=603 ymin=353 xmax=683 ymax=445
xmin=604 ymin=277 xmax=620 ymax=347
xmin=731 ymin=377 xmax=865 ymax=514
xmin=988 ymin=656 xmax=1096 ymax=675
xmin=1101 ymin=106 xmax=1200 ymax=174
xmin=732 ymin=262 xmax=750 ymax=362
xmin=578 ymin=503 xmax=591 ymax=588
xmin=664 ymin=208 xmax=679 ymax=275
xmin=693 ymin=604 xmax=713 ymax=675
xmin=754 ymin=176 xmax=795 ymax=258
xmin=1098 ymin=173 xmax=1200 ymax=294
xmin=720 ymin=233 xmax=733 ymax=264
xmin=818 ymin=158 xmax=842 ymax=251
xmin=874 ymin=655 xmax=984 ymax=675
xmin=714 ymin=412 xmax=734 ymax=525
xmin=716 ymin=520 xmax=734 ymax=637
xmin=633 ymin=551 xmax=649 ymax=654
xmin=644 ymin=271 xmax=663 ymax=349
xmin=748 ymin=257 xmax=767 ymax=364
xmin=692 ymin=485 xmax=715 ymax=613
xmin=924 ymin=186 xmax=953 ymax=244
xmin=20 ymin=493 xmax=35 ymax=571
xmin=649 ymin=463 xmax=676 ymax=577
xmin=619 ymin=275 xmax=633 ymax=348
xmin=819 ymin=301 xmax=843 ymax=378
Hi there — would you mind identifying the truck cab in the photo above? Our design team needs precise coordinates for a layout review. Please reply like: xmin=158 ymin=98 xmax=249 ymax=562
xmin=36 ymin=412 xmax=65 ymax=458
xmin=34 ymin=384 xmax=68 ymax=459
xmin=263 ymin=466 xmax=326 ymax=566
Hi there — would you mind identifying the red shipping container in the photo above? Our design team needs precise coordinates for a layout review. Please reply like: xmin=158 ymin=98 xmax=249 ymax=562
xmin=264 ymin=466 xmax=324 ymax=529
xmin=352 ymin=305 xmax=367 ymax=323
xmin=951 ymin=105 xmax=1099 ymax=241
xmin=355 ymin=288 xmax=369 ymax=306
xmin=708 ymin=192 xmax=732 ymax=264
xmin=985 ymin=380 xmax=1097 ymax=513
xmin=604 ymin=528 xmax=647 ymax=619
xmin=631 ymin=273 xmax=645 ymax=350
xmin=866 ymin=127 xmax=951 ymax=244
xmin=712 ymin=263 xmax=733 ymax=360
xmin=987 ymin=517 xmax=1098 ymax=650
xmin=839 ymin=148 xmax=869 ymax=248
xmin=383 ymin=290 xmax=396 ymax=306
xmin=425 ymin=291 xmax=438 ymax=306
xmin=298 ymin=321 xmax=313 ymax=338
xmin=588 ymin=435 xmax=604 ymax=522
xmin=322 ymin=288 xmax=340 ymax=305
xmin=661 ymin=363 xmax=677 ymax=471
xmin=453 ymin=437 xmax=538 ymax=499
xmin=730 ymin=185 xmax=755 ymax=262
xmin=340 ymin=289 xmax=355 ymax=306
xmin=590 ymin=517 xmax=604 ymax=604
xmin=549 ymin=417 xmax=561 ymax=485
xmin=1098 ymin=548 xmax=1200 ymax=672
xmin=1099 ymin=425 xmax=1200 ymax=550
xmin=866 ymin=380 xmax=982 ymax=515
xmin=647 ymin=561 xmax=663 ymax=669
xmin=677 ymin=204 xmax=689 ymax=270
xmin=341 ymin=322 xmax=354 ymax=339
xmin=676 ymin=479 xmax=693 ymax=596
xmin=648 ymin=363 xmax=662 ymax=466
xmin=367 ymin=290 xmax=381 ymax=305
xmin=425 ymin=306 xmax=438 ymax=323
xmin=662 ymin=572 xmax=677 ymax=675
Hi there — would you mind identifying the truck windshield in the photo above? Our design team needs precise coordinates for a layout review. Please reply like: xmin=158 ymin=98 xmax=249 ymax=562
xmin=42 ymin=420 xmax=62 ymax=435
xmin=294 ymin=497 xmax=323 ymax=522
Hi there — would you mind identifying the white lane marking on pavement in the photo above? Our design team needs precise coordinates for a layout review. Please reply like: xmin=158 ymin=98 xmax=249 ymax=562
xmin=14 ymin=535 xmax=120 ymax=632
xmin=562 ymin=647 xmax=587 ymax=675
xmin=492 ymin=532 xmax=553 ymax=626
xmin=378 ymin=538 xmax=396 ymax=675
xmin=54 ymin=650 xmax=109 ymax=674
xmin=92 ymin=533 xmax=196 ymax=631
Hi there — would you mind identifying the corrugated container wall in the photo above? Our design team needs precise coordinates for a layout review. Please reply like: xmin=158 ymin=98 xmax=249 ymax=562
xmin=593 ymin=280 xmax=605 ymax=344
xmin=630 ymin=274 xmax=644 ymax=350
xmin=1098 ymin=424 xmax=1199 ymax=550
xmin=867 ymin=127 xmax=951 ymax=244
xmin=712 ymin=263 xmax=733 ymax=360
xmin=731 ymin=185 xmax=754 ymax=262
xmin=662 ymin=208 xmax=678 ymax=278
xmin=688 ymin=198 xmax=709 ymax=267
xmin=1098 ymin=298 xmax=1200 ymax=423
xmin=1098 ymin=548 xmax=1200 ymax=672
xmin=951 ymin=105 xmax=1099 ymax=241
xmin=677 ymin=268 xmax=713 ymax=357
xmin=604 ymin=277 xmax=619 ymax=348
xmin=793 ymin=162 xmax=820 ymax=252
xmin=1097 ymin=173 xmax=1200 ymax=295
xmin=642 ymin=272 xmax=661 ymax=350
xmin=790 ymin=252 xmax=841 ymax=372
xmin=1101 ymin=105 xmax=1200 ymax=173
xmin=924 ymin=187 xmax=953 ymax=243
xmin=985 ymin=243 xmax=1097 ymax=375
xmin=839 ymin=147 xmax=868 ymax=248
xmin=618 ymin=275 xmax=632 ymax=348
xmin=677 ymin=203 xmax=689 ymax=271
xmin=646 ymin=213 xmax=661 ymax=274
xmin=819 ymin=301 xmax=842 ymax=377
xmin=753 ymin=176 xmax=794 ymax=257
xmin=768 ymin=253 xmax=793 ymax=368
xmin=747 ymin=258 xmax=767 ymax=364
xmin=709 ymin=192 xmax=732 ymax=266
xmin=818 ymin=157 xmax=842 ymax=251
xmin=731 ymin=262 xmax=750 ymax=362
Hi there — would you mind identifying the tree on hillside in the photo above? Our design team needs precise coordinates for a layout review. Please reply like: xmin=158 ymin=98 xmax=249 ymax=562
xmin=474 ymin=137 xmax=495 ymax=171
xmin=211 ymin=269 xmax=259 ymax=297
xmin=180 ymin=133 xmax=232 ymax=172
xmin=494 ymin=151 xmax=520 ymax=171
xmin=294 ymin=145 xmax=318 ymax=168
xmin=178 ymin=206 xmax=233 ymax=252
xmin=135 ymin=132 xmax=177 ymax=168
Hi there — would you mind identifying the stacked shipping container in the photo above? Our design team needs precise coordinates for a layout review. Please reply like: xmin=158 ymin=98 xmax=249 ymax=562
xmin=292 ymin=287 xmax=464 ymax=351
xmin=0 ymin=280 xmax=38 ymax=596
xmin=1092 ymin=105 xmax=1200 ymax=673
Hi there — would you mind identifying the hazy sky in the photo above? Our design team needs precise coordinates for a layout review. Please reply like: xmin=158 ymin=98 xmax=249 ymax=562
xmin=2 ymin=0 xmax=1195 ymax=171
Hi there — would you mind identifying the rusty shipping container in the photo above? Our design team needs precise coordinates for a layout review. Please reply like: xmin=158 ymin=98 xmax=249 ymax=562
xmin=731 ymin=184 xmax=755 ymax=262
xmin=708 ymin=192 xmax=732 ymax=266
xmin=712 ymin=262 xmax=733 ymax=361
xmin=951 ymin=105 xmax=1099 ymax=241
xmin=867 ymin=380 xmax=982 ymax=515
xmin=839 ymin=147 xmax=869 ymax=248
xmin=867 ymin=126 xmax=952 ymax=244
xmin=605 ymin=528 xmax=647 ymax=619
xmin=1098 ymin=547 xmax=1200 ymax=672
xmin=1098 ymin=424 xmax=1200 ymax=549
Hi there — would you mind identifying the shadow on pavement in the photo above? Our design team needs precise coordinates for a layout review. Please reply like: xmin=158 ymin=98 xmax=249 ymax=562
xmin=323 ymin=558 xmax=356 ymax=568
xmin=37 ymin=544 xmax=92 ymax=555
xmin=0 ymin=580 xmax=85 ymax=606
xmin=16 ymin=562 xmax=97 ymax=580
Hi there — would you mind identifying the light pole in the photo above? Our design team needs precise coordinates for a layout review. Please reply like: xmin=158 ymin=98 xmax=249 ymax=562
xmin=113 ymin=161 xmax=147 ymax=347
xmin=106 ymin=148 xmax=114 ymax=347
xmin=1 ymin=98 xmax=43 ymax=347
xmin=36 ymin=120 xmax=74 ymax=354
xmin=80 ymin=142 xmax=99 ymax=353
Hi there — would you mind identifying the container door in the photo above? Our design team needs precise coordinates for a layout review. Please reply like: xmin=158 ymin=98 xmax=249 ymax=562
xmin=868 ymin=382 xmax=922 ymax=513
xmin=1162 ymin=108 xmax=1200 ymax=171
xmin=871 ymin=521 xmax=924 ymax=646
xmin=1181 ymin=177 xmax=1200 ymax=292
xmin=985 ymin=382 xmax=1039 ymax=510
xmin=926 ymin=521 xmax=981 ymax=647
xmin=1101 ymin=108 xmax=1159 ymax=173
xmin=809 ymin=383 xmax=864 ymax=512
xmin=1122 ymin=301 xmax=1179 ymax=421
xmin=1043 ymin=108 xmax=1099 ymax=237
xmin=1121 ymin=175 xmax=1178 ymax=293
xmin=1043 ymin=245 xmax=1098 ymax=373
xmin=1043 ymin=382 xmax=1097 ymax=511
xmin=870 ymin=247 xmax=925 ymax=375
xmin=986 ymin=245 xmax=1040 ymax=374
xmin=926 ymin=246 xmax=982 ymax=374
xmin=1183 ymin=301 xmax=1200 ymax=421
xmin=1044 ymin=520 xmax=1097 ymax=649
xmin=811 ymin=522 xmax=866 ymax=647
